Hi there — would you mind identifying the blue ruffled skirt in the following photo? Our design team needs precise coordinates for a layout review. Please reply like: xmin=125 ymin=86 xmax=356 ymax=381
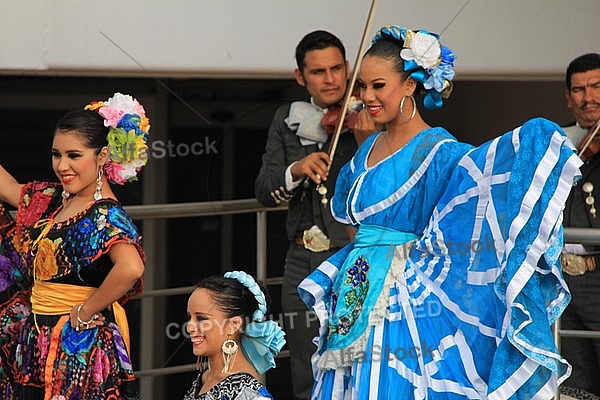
xmin=299 ymin=118 xmax=582 ymax=399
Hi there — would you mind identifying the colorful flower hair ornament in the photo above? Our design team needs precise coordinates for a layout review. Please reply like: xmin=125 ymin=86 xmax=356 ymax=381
xmin=84 ymin=93 xmax=150 ymax=185
xmin=224 ymin=270 xmax=286 ymax=373
xmin=373 ymin=25 xmax=456 ymax=110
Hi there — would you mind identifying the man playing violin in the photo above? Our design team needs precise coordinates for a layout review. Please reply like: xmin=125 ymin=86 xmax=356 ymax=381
xmin=560 ymin=52 xmax=600 ymax=397
xmin=254 ymin=30 xmax=378 ymax=400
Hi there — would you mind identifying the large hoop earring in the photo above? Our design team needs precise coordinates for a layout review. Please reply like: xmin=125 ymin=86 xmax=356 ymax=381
xmin=221 ymin=335 xmax=238 ymax=374
xmin=94 ymin=169 xmax=104 ymax=201
xmin=399 ymin=95 xmax=416 ymax=121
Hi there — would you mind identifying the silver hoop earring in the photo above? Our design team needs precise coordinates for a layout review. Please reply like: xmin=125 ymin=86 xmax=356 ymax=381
xmin=94 ymin=169 xmax=104 ymax=201
xmin=399 ymin=95 xmax=416 ymax=121
xmin=62 ymin=190 xmax=70 ymax=200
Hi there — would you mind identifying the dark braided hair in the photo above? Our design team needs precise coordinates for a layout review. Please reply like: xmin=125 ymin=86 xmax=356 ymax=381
xmin=195 ymin=274 xmax=271 ymax=329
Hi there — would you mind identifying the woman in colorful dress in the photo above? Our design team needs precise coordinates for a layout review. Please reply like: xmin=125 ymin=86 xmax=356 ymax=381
xmin=298 ymin=25 xmax=582 ymax=399
xmin=183 ymin=270 xmax=285 ymax=400
xmin=0 ymin=92 xmax=149 ymax=399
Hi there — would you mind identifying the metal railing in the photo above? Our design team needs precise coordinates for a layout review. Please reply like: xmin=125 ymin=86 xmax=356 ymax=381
xmin=115 ymin=201 xmax=600 ymax=396
xmin=123 ymin=198 xmax=285 ymax=283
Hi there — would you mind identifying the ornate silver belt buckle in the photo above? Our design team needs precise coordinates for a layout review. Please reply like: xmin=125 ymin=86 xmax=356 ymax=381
xmin=561 ymin=253 xmax=588 ymax=276
xmin=302 ymin=225 xmax=331 ymax=253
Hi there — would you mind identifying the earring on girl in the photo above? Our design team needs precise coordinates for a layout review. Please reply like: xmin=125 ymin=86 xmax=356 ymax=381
xmin=62 ymin=190 xmax=71 ymax=201
xmin=196 ymin=356 xmax=209 ymax=372
xmin=94 ymin=169 xmax=103 ymax=201
xmin=583 ymin=182 xmax=596 ymax=218
xmin=221 ymin=334 xmax=238 ymax=373
xmin=399 ymin=95 xmax=416 ymax=121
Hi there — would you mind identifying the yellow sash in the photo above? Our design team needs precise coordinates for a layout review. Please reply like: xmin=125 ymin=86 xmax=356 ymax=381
xmin=31 ymin=280 xmax=131 ymax=352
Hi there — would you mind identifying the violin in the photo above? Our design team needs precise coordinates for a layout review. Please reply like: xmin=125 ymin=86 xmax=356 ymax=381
xmin=321 ymin=84 xmax=363 ymax=134
xmin=578 ymin=122 xmax=600 ymax=160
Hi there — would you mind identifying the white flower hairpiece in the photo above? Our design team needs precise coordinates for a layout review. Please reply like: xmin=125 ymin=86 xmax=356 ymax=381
xmin=401 ymin=31 xmax=441 ymax=70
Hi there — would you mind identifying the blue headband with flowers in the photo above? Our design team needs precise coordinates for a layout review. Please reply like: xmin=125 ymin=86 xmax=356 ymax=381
xmin=372 ymin=25 xmax=456 ymax=110
xmin=224 ymin=270 xmax=286 ymax=374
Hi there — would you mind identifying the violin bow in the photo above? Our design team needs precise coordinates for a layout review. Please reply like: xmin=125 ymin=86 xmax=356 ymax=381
xmin=316 ymin=0 xmax=379 ymax=205
xmin=578 ymin=120 xmax=600 ymax=156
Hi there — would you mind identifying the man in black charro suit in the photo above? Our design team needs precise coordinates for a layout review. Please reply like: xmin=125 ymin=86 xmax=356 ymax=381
xmin=255 ymin=30 xmax=377 ymax=400
xmin=560 ymin=53 xmax=600 ymax=398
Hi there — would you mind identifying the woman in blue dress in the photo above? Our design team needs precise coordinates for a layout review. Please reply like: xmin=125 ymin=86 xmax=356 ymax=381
xmin=298 ymin=25 xmax=582 ymax=399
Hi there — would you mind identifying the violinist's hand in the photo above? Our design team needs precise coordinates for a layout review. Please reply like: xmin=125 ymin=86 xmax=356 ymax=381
xmin=353 ymin=108 xmax=381 ymax=146
xmin=291 ymin=152 xmax=331 ymax=185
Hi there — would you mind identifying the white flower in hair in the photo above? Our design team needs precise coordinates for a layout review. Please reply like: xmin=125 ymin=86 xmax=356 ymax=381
xmin=400 ymin=31 xmax=441 ymax=69
xmin=118 ymin=164 xmax=139 ymax=181
xmin=104 ymin=93 xmax=146 ymax=115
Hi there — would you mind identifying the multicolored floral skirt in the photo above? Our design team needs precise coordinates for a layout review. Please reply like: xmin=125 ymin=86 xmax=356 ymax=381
xmin=0 ymin=300 xmax=138 ymax=400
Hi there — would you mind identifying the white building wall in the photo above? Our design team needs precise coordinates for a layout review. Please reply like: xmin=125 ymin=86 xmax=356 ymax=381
xmin=0 ymin=0 xmax=598 ymax=78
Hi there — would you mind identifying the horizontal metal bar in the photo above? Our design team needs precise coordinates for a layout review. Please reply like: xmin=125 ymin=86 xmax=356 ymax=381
xmin=134 ymin=351 xmax=292 ymax=377
xmin=141 ymin=286 xmax=195 ymax=298
xmin=6 ymin=196 xmax=600 ymax=245
xmin=138 ymin=280 xmax=283 ymax=299
xmin=265 ymin=276 xmax=284 ymax=286
xmin=135 ymin=363 xmax=196 ymax=377
xmin=123 ymin=199 xmax=287 ymax=220
xmin=6 ymin=198 xmax=286 ymax=220
xmin=563 ymin=227 xmax=600 ymax=245
xmin=559 ymin=329 xmax=600 ymax=339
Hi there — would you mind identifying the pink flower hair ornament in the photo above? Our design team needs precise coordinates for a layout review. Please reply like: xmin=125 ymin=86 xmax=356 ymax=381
xmin=84 ymin=92 xmax=150 ymax=185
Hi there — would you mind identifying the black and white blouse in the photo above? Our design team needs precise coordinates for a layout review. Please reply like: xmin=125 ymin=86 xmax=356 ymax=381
xmin=183 ymin=372 xmax=273 ymax=400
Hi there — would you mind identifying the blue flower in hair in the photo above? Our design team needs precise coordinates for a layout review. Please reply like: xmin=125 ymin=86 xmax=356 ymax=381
xmin=425 ymin=45 xmax=455 ymax=93
xmin=117 ymin=114 xmax=147 ymax=138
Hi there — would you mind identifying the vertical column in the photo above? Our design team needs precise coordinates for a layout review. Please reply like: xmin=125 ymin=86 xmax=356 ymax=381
xmin=221 ymin=126 xmax=235 ymax=270
xmin=139 ymin=84 xmax=169 ymax=400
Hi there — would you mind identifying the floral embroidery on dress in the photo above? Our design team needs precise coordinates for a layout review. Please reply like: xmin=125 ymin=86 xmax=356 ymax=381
xmin=0 ymin=181 xmax=144 ymax=398
xmin=329 ymin=256 xmax=370 ymax=336
xmin=33 ymin=237 xmax=61 ymax=280
xmin=96 ymin=214 xmax=107 ymax=231
xmin=20 ymin=187 xmax=56 ymax=227
xmin=0 ymin=207 xmax=28 ymax=292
